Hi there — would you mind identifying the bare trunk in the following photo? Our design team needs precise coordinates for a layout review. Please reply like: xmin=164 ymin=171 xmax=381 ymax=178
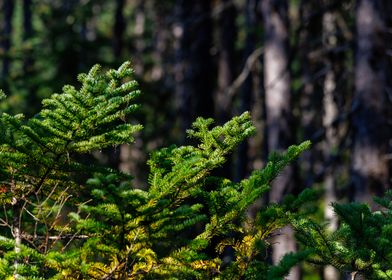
xmin=214 ymin=0 xmax=237 ymax=179
xmin=262 ymin=0 xmax=292 ymax=158
xmin=322 ymin=7 xmax=340 ymax=280
xmin=261 ymin=1 xmax=299 ymax=279
xmin=298 ymin=0 xmax=323 ymax=188
xmin=352 ymin=0 xmax=390 ymax=204
xmin=23 ymin=0 xmax=40 ymax=117
xmin=1 ymin=0 xmax=14 ymax=82
xmin=235 ymin=0 xmax=259 ymax=182
xmin=215 ymin=0 xmax=236 ymax=123
xmin=113 ymin=0 xmax=125 ymax=58
xmin=174 ymin=0 xmax=214 ymax=137
xmin=23 ymin=0 xmax=33 ymax=70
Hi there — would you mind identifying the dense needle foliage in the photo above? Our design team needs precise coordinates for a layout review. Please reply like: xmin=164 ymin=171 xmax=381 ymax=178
xmin=292 ymin=192 xmax=392 ymax=279
xmin=0 ymin=62 xmax=390 ymax=280
xmin=0 ymin=62 xmax=314 ymax=279
xmin=0 ymin=62 xmax=142 ymax=279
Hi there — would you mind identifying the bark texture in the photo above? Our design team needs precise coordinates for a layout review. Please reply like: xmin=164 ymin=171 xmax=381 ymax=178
xmin=322 ymin=6 xmax=340 ymax=280
xmin=352 ymin=0 xmax=391 ymax=204
xmin=261 ymin=1 xmax=299 ymax=279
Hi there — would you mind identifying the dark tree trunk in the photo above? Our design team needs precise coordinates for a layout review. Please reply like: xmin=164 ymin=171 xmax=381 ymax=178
xmin=235 ymin=0 xmax=259 ymax=182
xmin=298 ymin=0 xmax=323 ymax=188
xmin=23 ymin=0 xmax=33 ymax=70
xmin=110 ymin=0 xmax=126 ymax=171
xmin=23 ymin=0 xmax=40 ymax=116
xmin=261 ymin=1 xmax=299 ymax=279
xmin=113 ymin=0 xmax=125 ymax=59
xmin=213 ymin=0 xmax=238 ymax=179
xmin=215 ymin=0 xmax=237 ymax=124
xmin=1 ymin=0 xmax=14 ymax=81
xmin=351 ymin=0 xmax=391 ymax=204
xmin=174 ymin=0 xmax=215 ymax=137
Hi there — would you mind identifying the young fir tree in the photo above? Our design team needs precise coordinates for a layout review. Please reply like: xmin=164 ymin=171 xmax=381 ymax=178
xmin=0 ymin=62 xmax=313 ymax=279
xmin=291 ymin=191 xmax=392 ymax=280
xmin=64 ymin=115 xmax=313 ymax=279
xmin=0 ymin=62 xmax=142 ymax=279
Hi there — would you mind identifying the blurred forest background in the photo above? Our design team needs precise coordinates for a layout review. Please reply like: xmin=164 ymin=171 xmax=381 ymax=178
xmin=0 ymin=0 xmax=391 ymax=279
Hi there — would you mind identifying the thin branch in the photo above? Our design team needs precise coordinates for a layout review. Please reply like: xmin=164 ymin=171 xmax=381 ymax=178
xmin=3 ymin=205 xmax=9 ymax=225
xmin=22 ymin=233 xmax=89 ymax=240
xmin=41 ymin=182 xmax=60 ymax=206
xmin=0 ymin=218 xmax=12 ymax=229
xmin=227 ymin=47 xmax=264 ymax=99
xmin=60 ymin=200 xmax=92 ymax=252
xmin=21 ymin=204 xmax=39 ymax=221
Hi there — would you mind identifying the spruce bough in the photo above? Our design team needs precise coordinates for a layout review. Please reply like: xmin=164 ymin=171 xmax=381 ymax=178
xmin=292 ymin=192 xmax=392 ymax=279
xmin=0 ymin=62 xmax=313 ymax=279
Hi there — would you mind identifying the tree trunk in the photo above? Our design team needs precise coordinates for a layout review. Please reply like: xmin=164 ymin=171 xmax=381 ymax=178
xmin=1 ymin=0 xmax=14 ymax=83
xmin=174 ymin=0 xmax=214 ymax=137
xmin=322 ymin=7 xmax=340 ymax=280
xmin=262 ymin=0 xmax=293 ymax=163
xmin=261 ymin=1 xmax=299 ymax=279
xmin=215 ymin=0 xmax=236 ymax=124
xmin=113 ymin=0 xmax=125 ymax=59
xmin=110 ymin=0 xmax=125 ymax=171
xmin=23 ymin=0 xmax=33 ymax=70
xmin=23 ymin=0 xmax=40 ymax=116
xmin=298 ymin=0 xmax=323 ymax=189
xmin=235 ymin=0 xmax=259 ymax=182
xmin=351 ymin=0 xmax=390 ymax=204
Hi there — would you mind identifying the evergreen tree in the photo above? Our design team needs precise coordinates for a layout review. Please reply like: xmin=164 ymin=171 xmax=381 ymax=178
xmin=64 ymin=114 xmax=312 ymax=279
xmin=0 ymin=62 xmax=142 ymax=278
xmin=0 ymin=62 xmax=312 ymax=279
